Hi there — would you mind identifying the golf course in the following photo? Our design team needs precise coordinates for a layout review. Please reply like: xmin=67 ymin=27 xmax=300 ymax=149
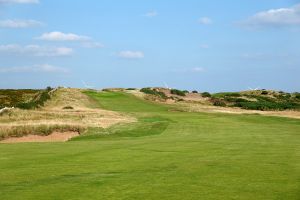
xmin=0 ymin=90 xmax=299 ymax=200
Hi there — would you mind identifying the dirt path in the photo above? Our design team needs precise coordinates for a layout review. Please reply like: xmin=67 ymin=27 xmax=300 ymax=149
xmin=0 ymin=131 xmax=79 ymax=144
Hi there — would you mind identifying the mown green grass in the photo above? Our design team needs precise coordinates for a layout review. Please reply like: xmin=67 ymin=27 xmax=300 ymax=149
xmin=0 ymin=91 xmax=300 ymax=200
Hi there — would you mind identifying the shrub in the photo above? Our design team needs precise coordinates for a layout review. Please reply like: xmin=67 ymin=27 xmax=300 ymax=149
xmin=213 ymin=99 xmax=226 ymax=107
xmin=192 ymin=90 xmax=198 ymax=93
xmin=140 ymin=88 xmax=166 ymax=99
xmin=170 ymin=89 xmax=186 ymax=96
xmin=16 ymin=88 xmax=51 ymax=110
xmin=225 ymin=97 xmax=248 ymax=103
xmin=233 ymin=101 xmax=298 ymax=111
xmin=183 ymin=90 xmax=189 ymax=94
xmin=213 ymin=92 xmax=241 ymax=98
xmin=46 ymin=86 xmax=53 ymax=91
xmin=201 ymin=92 xmax=211 ymax=98
xmin=126 ymin=88 xmax=136 ymax=90
xmin=261 ymin=91 xmax=268 ymax=95
xmin=295 ymin=93 xmax=300 ymax=100
xmin=63 ymin=106 xmax=74 ymax=110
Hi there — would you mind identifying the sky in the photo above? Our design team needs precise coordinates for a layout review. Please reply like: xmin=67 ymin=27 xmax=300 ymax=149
xmin=0 ymin=0 xmax=299 ymax=92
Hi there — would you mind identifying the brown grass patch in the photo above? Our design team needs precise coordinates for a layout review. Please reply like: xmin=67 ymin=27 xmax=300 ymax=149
xmin=0 ymin=88 xmax=136 ymax=141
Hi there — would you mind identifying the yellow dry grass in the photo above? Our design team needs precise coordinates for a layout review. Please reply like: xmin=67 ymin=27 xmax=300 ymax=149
xmin=175 ymin=102 xmax=300 ymax=119
xmin=0 ymin=88 xmax=136 ymax=140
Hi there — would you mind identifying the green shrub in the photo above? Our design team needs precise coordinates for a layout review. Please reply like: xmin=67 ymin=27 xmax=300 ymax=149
xmin=261 ymin=91 xmax=268 ymax=95
xmin=295 ymin=93 xmax=300 ymax=100
xmin=63 ymin=106 xmax=74 ymax=110
xmin=170 ymin=89 xmax=186 ymax=96
xmin=233 ymin=101 xmax=298 ymax=111
xmin=213 ymin=99 xmax=226 ymax=107
xmin=192 ymin=90 xmax=198 ymax=93
xmin=201 ymin=92 xmax=211 ymax=98
xmin=126 ymin=88 xmax=136 ymax=90
xmin=16 ymin=88 xmax=51 ymax=110
xmin=140 ymin=88 xmax=166 ymax=99
xmin=225 ymin=97 xmax=248 ymax=103
xmin=183 ymin=90 xmax=189 ymax=94
xmin=213 ymin=92 xmax=241 ymax=98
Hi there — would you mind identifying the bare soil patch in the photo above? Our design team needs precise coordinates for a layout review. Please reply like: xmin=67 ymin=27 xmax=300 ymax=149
xmin=0 ymin=131 xmax=79 ymax=143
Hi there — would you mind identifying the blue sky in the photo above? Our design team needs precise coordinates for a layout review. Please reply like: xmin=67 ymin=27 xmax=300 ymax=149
xmin=0 ymin=0 xmax=299 ymax=92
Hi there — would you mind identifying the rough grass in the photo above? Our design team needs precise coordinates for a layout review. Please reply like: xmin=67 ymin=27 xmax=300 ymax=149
xmin=0 ymin=89 xmax=134 ymax=140
xmin=0 ymin=124 xmax=85 ymax=140
xmin=0 ymin=91 xmax=299 ymax=200
xmin=0 ymin=89 xmax=40 ymax=108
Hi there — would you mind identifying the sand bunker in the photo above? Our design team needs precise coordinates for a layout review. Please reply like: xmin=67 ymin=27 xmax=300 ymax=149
xmin=0 ymin=131 xmax=79 ymax=144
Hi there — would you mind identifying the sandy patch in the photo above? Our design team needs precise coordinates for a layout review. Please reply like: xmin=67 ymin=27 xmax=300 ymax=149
xmin=0 ymin=131 xmax=79 ymax=143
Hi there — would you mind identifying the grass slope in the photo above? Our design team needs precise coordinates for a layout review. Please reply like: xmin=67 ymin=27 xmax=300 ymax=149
xmin=0 ymin=91 xmax=300 ymax=200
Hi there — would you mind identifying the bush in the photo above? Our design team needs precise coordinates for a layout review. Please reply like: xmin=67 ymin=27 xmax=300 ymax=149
xmin=201 ymin=92 xmax=211 ymax=98
xmin=192 ymin=90 xmax=198 ymax=93
xmin=213 ymin=99 xmax=226 ymax=107
xmin=233 ymin=101 xmax=298 ymax=111
xmin=46 ymin=86 xmax=53 ymax=91
xmin=224 ymin=97 xmax=248 ymax=103
xmin=16 ymin=88 xmax=51 ymax=110
xmin=183 ymin=90 xmax=189 ymax=94
xmin=140 ymin=88 xmax=166 ymax=99
xmin=63 ymin=106 xmax=74 ymax=110
xmin=295 ymin=93 xmax=300 ymax=99
xmin=170 ymin=89 xmax=186 ymax=96
xmin=261 ymin=91 xmax=268 ymax=95
xmin=126 ymin=88 xmax=136 ymax=90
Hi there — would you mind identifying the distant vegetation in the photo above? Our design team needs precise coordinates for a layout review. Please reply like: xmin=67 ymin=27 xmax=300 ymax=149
xmin=15 ymin=87 xmax=53 ymax=109
xmin=140 ymin=88 xmax=167 ymax=99
xmin=201 ymin=92 xmax=211 ymax=98
xmin=211 ymin=91 xmax=300 ymax=111
xmin=0 ymin=89 xmax=40 ymax=108
xmin=170 ymin=89 xmax=186 ymax=96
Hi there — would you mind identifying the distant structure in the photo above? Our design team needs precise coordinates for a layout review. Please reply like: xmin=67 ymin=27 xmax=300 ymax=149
xmin=82 ymin=80 xmax=95 ymax=89
xmin=248 ymin=86 xmax=260 ymax=91
xmin=163 ymin=82 xmax=172 ymax=89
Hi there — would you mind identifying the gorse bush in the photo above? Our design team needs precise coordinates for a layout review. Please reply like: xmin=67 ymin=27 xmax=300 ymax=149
xmin=201 ymin=92 xmax=211 ymax=98
xmin=63 ymin=106 xmax=74 ymax=110
xmin=140 ymin=88 xmax=167 ymax=99
xmin=233 ymin=101 xmax=299 ymax=111
xmin=170 ymin=89 xmax=186 ymax=96
xmin=212 ymin=99 xmax=226 ymax=107
xmin=16 ymin=87 xmax=52 ymax=110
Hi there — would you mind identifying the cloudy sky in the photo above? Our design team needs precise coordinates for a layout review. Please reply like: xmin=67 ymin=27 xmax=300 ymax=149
xmin=0 ymin=0 xmax=299 ymax=92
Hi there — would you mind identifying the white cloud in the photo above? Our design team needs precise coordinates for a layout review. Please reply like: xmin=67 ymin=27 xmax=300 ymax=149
xmin=239 ymin=4 xmax=300 ymax=28
xmin=118 ymin=51 xmax=144 ymax=59
xmin=0 ymin=19 xmax=43 ymax=28
xmin=198 ymin=17 xmax=212 ymax=25
xmin=37 ymin=31 xmax=90 ymax=41
xmin=144 ymin=11 xmax=158 ymax=18
xmin=0 ymin=44 xmax=73 ymax=56
xmin=0 ymin=0 xmax=38 ymax=4
xmin=0 ymin=64 xmax=69 ymax=74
